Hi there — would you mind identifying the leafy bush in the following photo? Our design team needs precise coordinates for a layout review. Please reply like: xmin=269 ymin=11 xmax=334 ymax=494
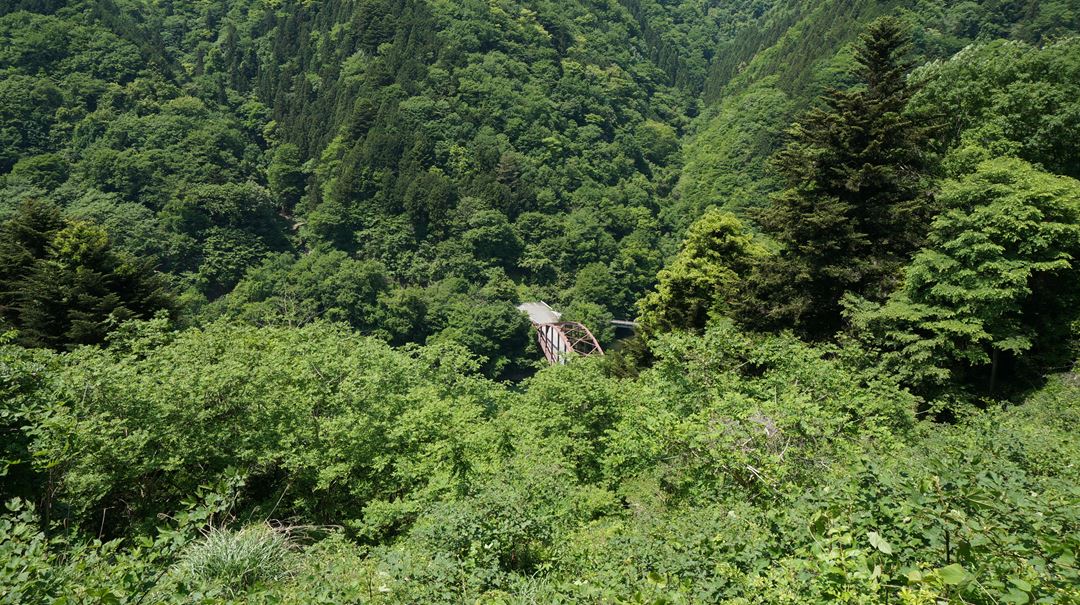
xmin=18 ymin=320 xmax=503 ymax=536
xmin=1 ymin=319 xmax=1077 ymax=603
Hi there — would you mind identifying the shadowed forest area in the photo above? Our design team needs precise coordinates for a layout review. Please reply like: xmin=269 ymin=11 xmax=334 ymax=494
xmin=1 ymin=0 xmax=1079 ymax=602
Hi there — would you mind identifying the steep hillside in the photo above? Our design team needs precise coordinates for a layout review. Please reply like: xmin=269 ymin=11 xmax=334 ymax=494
xmin=0 ymin=0 xmax=711 ymax=371
xmin=6 ymin=0 xmax=1075 ymax=353
xmin=677 ymin=0 xmax=1080 ymax=224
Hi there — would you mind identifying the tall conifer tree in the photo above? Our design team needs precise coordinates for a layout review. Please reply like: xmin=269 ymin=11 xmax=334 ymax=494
xmin=740 ymin=17 xmax=937 ymax=339
xmin=0 ymin=202 xmax=176 ymax=349
xmin=0 ymin=199 xmax=64 ymax=323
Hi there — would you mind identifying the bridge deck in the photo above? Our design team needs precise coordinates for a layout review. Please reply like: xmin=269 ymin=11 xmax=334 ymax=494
xmin=517 ymin=301 xmax=561 ymax=324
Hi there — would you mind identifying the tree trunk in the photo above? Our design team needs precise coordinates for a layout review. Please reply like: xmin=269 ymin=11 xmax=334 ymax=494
xmin=989 ymin=348 xmax=1000 ymax=396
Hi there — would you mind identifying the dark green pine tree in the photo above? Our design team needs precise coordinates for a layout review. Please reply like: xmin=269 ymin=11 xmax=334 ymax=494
xmin=740 ymin=17 xmax=938 ymax=340
xmin=0 ymin=208 xmax=176 ymax=349
xmin=0 ymin=199 xmax=64 ymax=325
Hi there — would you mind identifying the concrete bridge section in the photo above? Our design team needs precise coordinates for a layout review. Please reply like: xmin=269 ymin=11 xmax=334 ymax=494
xmin=518 ymin=301 xmax=563 ymax=325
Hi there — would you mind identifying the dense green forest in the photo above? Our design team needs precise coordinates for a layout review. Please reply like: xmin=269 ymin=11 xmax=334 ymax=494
xmin=1 ymin=0 xmax=1078 ymax=602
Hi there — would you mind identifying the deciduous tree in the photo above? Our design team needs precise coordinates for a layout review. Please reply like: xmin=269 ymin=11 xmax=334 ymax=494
xmin=846 ymin=157 xmax=1080 ymax=396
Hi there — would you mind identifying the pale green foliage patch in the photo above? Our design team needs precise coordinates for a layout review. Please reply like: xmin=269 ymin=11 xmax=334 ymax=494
xmin=1 ymin=321 xmax=1077 ymax=603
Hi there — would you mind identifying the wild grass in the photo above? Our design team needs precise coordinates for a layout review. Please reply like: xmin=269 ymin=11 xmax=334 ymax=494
xmin=176 ymin=523 xmax=296 ymax=594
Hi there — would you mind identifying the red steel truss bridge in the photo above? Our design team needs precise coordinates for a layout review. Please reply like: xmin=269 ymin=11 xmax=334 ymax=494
xmin=517 ymin=301 xmax=604 ymax=365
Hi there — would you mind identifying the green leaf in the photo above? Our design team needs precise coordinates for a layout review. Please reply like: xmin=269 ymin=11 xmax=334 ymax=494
xmin=1009 ymin=577 xmax=1032 ymax=592
xmin=1002 ymin=588 xmax=1030 ymax=604
xmin=867 ymin=531 xmax=893 ymax=554
xmin=937 ymin=563 xmax=968 ymax=585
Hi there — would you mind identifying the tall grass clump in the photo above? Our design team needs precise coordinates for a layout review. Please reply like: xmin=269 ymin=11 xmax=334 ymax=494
xmin=177 ymin=524 xmax=295 ymax=594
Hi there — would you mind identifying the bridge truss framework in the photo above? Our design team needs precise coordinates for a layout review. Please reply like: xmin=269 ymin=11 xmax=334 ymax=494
xmin=533 ymin=321 xmax=604 ymax=365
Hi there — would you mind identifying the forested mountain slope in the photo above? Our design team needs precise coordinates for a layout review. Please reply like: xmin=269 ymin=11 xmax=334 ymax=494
xmin=3 ymin=0 xmax=1077 ymax=362
xmin=1 ymin=0 xmax=767 ymax=373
